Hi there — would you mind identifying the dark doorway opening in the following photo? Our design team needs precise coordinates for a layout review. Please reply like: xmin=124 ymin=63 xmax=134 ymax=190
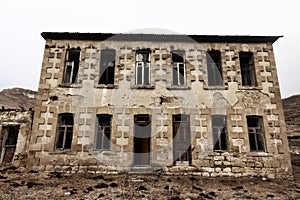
xmin=0 ymin=125 xmax=20 ymax=164
xmin=134 ymin=115 xmax=151 ymax=165
xmin=172 ymin=115 xmax=192 ymax=165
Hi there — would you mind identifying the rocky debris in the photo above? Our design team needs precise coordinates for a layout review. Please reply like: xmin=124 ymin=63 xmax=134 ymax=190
xmin=0 ymin=167 xmax=299 ymax=200
xmin=0 ymin=88 xmax=36 ymax=110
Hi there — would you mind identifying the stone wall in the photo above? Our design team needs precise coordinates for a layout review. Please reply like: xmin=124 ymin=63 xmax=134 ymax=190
xmin=27 ymin=36 xmax=291 ymax=178
xmin=0 ymin=110 xmax=33 ymax=167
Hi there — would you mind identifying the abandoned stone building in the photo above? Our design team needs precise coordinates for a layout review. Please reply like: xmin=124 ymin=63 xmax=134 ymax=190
xmin=25 ymin=32 xmax=291 ymax=178
xmin=0 ymin=109 xmax=33 ymax=167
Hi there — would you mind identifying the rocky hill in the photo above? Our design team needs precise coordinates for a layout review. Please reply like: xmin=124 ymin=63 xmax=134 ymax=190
xmin=282 ymin=94 xmax=300 ymax=137
xmin=282 ymin=94 xmax=300 ymax=156
xmin=0 ymin=88 xmax=37 ymax=110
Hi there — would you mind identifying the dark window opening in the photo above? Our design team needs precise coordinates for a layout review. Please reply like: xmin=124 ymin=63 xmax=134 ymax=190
xmin=172 ymin=114 xmax=191 ymax=165
xmin=247 ymin=116 xmax=265 ymax=151
xmin=172 ymin=51 xmax=186 ymax=86
xmin=134 ymin=114 xmax=151 ymax=165
xmin=1 ymin=125 xmax=20 ymax=164
xmin=56 ymin=113 xmax=74 ymax=150
xmin=212 ymin=115 xmax=227 ymax=151
xmin=240 ymin=52 xmax=257 ymax=86
xmin=136 ymin=50 xmax=150 ymax=85
xmin=95 ymin=114 xmax=112 ymax=150
xmin=207 ymin=51 xmax=223 ymax=86
xmin=99 ymin=49 xmax=116 ymax=85
xmin=63 ymin=49 xmax=80 ymax=84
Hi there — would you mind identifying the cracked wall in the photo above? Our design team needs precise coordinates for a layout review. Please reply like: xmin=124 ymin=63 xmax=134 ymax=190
xmin=27 ymin=36 xmax=291 ymax=178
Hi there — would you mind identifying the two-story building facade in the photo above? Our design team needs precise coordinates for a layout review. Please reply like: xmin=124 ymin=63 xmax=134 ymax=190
xmin=27 ymin=32 xmax=291 ymax=177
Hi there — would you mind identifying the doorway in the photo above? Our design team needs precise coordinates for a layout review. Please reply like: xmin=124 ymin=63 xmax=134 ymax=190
xmin=134 ymin=115 xmax=151 ymax=165
xmin=0 ymin=125 xmax=20 ymax=164
xmin=172 ymin=115 xmax=192 ymax=165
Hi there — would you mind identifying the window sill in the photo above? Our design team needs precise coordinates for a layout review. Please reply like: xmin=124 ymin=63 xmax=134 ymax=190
xmin=204 ymin=85 xmax=227 ymax=90
xmin=59 ymin=83 xmax=83 ymax=88
xmin=238 ymin=85 xmax=262 ymax=90
xmin=49 ymin=149 xmax=77 ymax=155
xmin=246 ymin=151 xmax=270 ymax=157
xmin=131 ymin=85 xmax=155 ymax=89
xmin=167 ymin=86 xmax=191 ymax=90
xmin=94 ymin=84 xmax=118 ymax=89
xmin=213 ymin=150 xmax=228 ymax=153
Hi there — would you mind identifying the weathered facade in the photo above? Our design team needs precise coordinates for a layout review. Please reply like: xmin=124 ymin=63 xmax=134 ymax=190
xmin=27 ymin=32 xmax=291 ymax=178
xmin=0 ymin=109 xmax=33 ymax=167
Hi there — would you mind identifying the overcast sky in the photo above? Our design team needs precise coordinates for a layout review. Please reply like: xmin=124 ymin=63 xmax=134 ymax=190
xmin=0 ymin=0 xmax=299 ymax=98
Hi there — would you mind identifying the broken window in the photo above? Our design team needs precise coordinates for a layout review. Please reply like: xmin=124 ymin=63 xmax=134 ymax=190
xmin=172 ymin=51 xmax=186 ymax=86
xmin=0 ymin=125 xmax=20 ymax=164
xmin=239 ymin=52 xmax=257 ymax=86
xmin=247 ymin=116 xmax=265 ymax=151
xmin=211 ymin=115 xmax=227 ymax=151
xmin=56 ymin=113 xmax=74 ymax=150
xmin=95 ymin=114 xmax=112 ymax=150
xmin=173 ymin=115 xmax=192 ymax=165
xmin=99 ymin=49 xmax=116 ymax=85
xmin=207 ymin=51 xmax=223 ymax=86
xmin=63 ymin=49 xmax=80 ymax=84
xmin=136 ymin=50 xmax=150 ymax=85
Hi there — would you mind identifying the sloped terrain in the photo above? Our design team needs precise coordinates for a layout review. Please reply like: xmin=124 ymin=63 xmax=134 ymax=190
xmin=0 ymin=88 xmax=36 ymax=110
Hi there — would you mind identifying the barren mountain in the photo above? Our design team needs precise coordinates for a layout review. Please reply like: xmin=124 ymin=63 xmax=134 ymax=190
xmin=0 ymin=88 xmax=37 ymax=110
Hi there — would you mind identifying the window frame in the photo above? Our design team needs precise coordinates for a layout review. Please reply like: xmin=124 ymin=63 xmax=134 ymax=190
xmin=171 ymin=50 xmax=186 ymax=86
xmin=247 ymin=116 xmax=266 ymax=152
xmin=95 ymin=114 xmax=112 ymax=150
xmin=98 ymin=49 xmax=116 ymax=85
xmin=63 ymin=49 xmax=80 ymax=84
xmin=239 ymin=52 xmax=257 ymax=87
xmin=55 ymin=113 xmax=74 ymax=151
xmin=135 ymin=50 xmax=151 ymax=85
xmin=206 ymin=51 xmax=223 ymax=86
xmin=211 ymin=115 xmax=227 ymax=151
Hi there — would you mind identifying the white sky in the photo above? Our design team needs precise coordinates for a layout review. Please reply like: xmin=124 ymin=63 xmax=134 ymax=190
xmin=0 ymin=0 xmax=299 ymax=98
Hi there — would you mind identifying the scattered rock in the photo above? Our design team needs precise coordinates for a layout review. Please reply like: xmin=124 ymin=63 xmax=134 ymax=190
xmin=199 ymin=193 xmax=213 ymax=199
xmin=110 ymin=182 xmax=118 ymax=187
xmin=62 ymin=186 xmax=68 ymax=190
xmin=169 ymin=196 xmax=181 ymax=200
xmin=64 ymin=192 xmax=71 ymax=196
xmin=232 ymin=185 xmax=244 ymax=190
xmin=95 ymin=183 xmax=109 ymax=189
xmin=26 ymin=181 xmax=43 ymax=189
xmin=192 ymin=185 xmax=203 ymax=191
xmin=98 ymin=193 xmax=105 ymax=198
xmin=10 ymin=182 xmax=21 ymax=188
xmin=28 ymin=170 xmax=38 ymax=173
xmin=93 ymin=175 xmax=104 ymax=180
xmin=137 ymin=185 xmax=147 ymax=190
xmin=266 ymin=194 xmax=275 ymax=198
xmin=208 ymin=191 xmax=217 ymax=196
xmin=86 ymin=186 xmax=93 ymax=191
xmin=0 ymin=175 xmax=7 ymax=179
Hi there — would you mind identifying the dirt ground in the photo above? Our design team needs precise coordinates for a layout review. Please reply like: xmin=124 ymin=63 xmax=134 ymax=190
xmin=0 ymin=155 xmax=300 ymax=200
